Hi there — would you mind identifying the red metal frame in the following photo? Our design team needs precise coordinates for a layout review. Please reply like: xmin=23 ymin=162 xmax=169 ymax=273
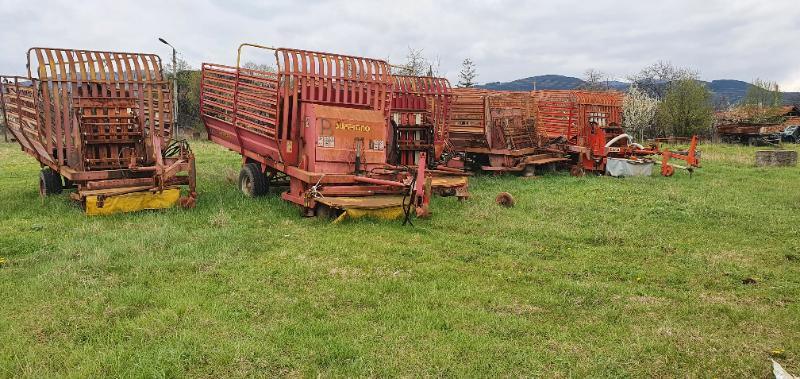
xmin=449 ymin=88 xmax=490 ymax=150
xmin=533 ymin=90 xmax=622 ymax=143
xmin=0 ymin=47 xmax=196 ymax=207
xmin=389 ymin=75 xmax=468 ymax=199
xmin=448 ymin=88 xmax=566 ymax=174
xmin=389 ymin=75 xmax=453 ymax=166
xmin=532 ymin=90 xmax=699 ymax=176
xmin=201 ymin=43 xmax=429 ymax=217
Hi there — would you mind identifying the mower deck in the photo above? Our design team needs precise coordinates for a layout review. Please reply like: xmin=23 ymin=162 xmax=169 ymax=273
xmin=81 ymin=187 xmax=183 ymax=216
xmin=317 ymin=195 xmax=408 ymax=221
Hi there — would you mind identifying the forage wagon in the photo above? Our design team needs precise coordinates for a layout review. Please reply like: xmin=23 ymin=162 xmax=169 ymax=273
xmin=389 ymin=74 xmax=468 ymax=198
xmin=448 ymin=88 xmax=567 ymax=175
xmin=200 ymin=44 xmax=429 ymax=220
xmin=0 ymin=47 xmax=197 ymax=215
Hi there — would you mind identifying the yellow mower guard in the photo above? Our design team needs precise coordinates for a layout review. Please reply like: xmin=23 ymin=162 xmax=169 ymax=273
xmin=85 ymin=189 xmax=182 ymax=216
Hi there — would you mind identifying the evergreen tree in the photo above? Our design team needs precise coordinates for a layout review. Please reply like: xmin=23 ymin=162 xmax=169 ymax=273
xmin=457 ymin=58 xmax=477 ymax=88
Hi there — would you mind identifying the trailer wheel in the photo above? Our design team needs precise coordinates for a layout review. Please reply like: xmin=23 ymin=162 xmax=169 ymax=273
xmin=239 ymin=163 xmax=268 ymax=197
xmin=39 ymin=168 xmax=63 ymax=196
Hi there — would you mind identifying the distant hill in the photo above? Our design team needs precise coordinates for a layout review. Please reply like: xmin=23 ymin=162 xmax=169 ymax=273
xmin=480 ymin=75 xmax=627 ymax=91
xmin=481 ymin=75 xmax=584 ymax=91
xmin=703 ymin=80 xmax=752 ymax=104
xmin=478 ymin=75 xmax=799 ymax=105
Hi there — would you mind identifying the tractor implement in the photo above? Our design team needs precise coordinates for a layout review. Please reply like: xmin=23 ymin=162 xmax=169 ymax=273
xmin=200 ymin=44 xmax=429 ymax=220
xmin=389 ymin=74 xmax=469 ymax=199
xmin=449 ymin=89 xmax=568 ymax=175
xmin=0 ymin=48 xmax=197 ymax=214
xmin=532 ymin=90 xmax=700 ymax=177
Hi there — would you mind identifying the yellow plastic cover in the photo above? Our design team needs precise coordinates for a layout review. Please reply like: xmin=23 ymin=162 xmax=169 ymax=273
xmin=333 ymin=206 xmax=405 ymax=223
xmin=85 ymin=189 xmax=181 ymax=216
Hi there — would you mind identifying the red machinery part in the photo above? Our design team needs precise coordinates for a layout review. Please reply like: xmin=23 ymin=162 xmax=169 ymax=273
xmin=533 ymin=90 xmax=628 ymax=173
xmin=0 ymin=48 xmax=197 ymax=212
xmin=390 ymin=74 xmax=470 ymax=200
xmin=390 ymin=75 xmax=453 ymax=167
xmin=200 ymin=44 xmax=428 ymax=218
xmin=659 ymin=135 xmax=700 ymax=176
xmin=448 ymin=88 xmax=568 ymax=174
xmin=532 ymin=90 xmax=701 ymax=177
xmin=532 ymin=90 xmax=623 ymax=143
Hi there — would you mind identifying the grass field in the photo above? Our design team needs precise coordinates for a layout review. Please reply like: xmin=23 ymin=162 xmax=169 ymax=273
xmin=0 ymin=140 xmax=798 ymax=377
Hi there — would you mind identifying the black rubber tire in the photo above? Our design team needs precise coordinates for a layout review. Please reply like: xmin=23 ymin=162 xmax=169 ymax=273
xmin=39 ymin=168 xmax=63 ymax=196
xmin=238 ymin=163 xmax=268 ymax=197
xmin=315 ymin=204 xmax=341 ymax=219
xmin=522 ymin=165 xmax=536 ymax=177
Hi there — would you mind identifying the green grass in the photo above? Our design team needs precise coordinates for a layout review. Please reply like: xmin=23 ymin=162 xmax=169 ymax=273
xmin=0 ymin=140 xmax=799 ymax=377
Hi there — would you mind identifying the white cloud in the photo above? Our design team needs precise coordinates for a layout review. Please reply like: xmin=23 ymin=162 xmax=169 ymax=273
xmin=0 ymin=0 xmax=798 ymax=89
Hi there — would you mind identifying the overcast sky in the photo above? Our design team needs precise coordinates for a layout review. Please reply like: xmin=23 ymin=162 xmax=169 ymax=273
xmin=1 ymin=0 xmax=799 ymax=90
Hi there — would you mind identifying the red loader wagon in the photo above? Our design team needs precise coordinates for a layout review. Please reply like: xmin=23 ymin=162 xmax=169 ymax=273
xmin=389 ymin=75 xmax=468 ymax=199
xmin=533 ymin=90 xmax=624 ymax=174
xmin=533 ymin=90 xmax=699 ymax=176
xmin=0 ymin=48 xmax=197 ymax=215
xmin=449 ymin=88 xmax=567 ymax=175
xmin=448 ymin=88 xmax=490 ymax=150
xmin=389 ymin=74 xmax=452 ymax=167
xmin=532 ymin=89 xmax=623 ymax=143
xmin=200 ymin=44 xmax=429 ymax=220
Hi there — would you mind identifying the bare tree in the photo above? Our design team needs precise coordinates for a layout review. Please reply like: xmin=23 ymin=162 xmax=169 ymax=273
xmin=736 ymin=79 xmax=787 ymax=124
xmin=581 ymin=68 xmax=608 ymax=91
xmin=623 ymin=85 xmax=659 ymax=140
xmin=627 ymin=61 xmax=698 ymax=99
xmin=242 ymin=61 xmax=276 ymax=72
xmin=457 ymin=58 xmax=478 ymax=88
xmin=165 ymin=58 xmax=193 ymax=76
xmin=395 ymin=47 xmax=440 ymax=77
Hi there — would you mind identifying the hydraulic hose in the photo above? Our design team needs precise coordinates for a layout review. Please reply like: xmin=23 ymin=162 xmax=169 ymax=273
xmin=604 ymin=133 xmax=644 ymax=149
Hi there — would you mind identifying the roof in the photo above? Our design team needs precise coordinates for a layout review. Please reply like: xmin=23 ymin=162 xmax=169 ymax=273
xmin=716 ymin=105 xmax=800 ymax=125
xmin=779 ymin=105 xmax=800 ymax=116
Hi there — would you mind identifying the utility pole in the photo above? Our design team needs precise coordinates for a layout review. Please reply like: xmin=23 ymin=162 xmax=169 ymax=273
xmin=159 ymin=38 xmax=179 ymax=138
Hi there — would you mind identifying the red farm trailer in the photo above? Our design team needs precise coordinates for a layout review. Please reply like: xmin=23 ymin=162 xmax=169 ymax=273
xmin=449 ymin=88 xmax=567 ymax=175
xmin=200 ymin=44 xmax=429 ymax=220
xmin=533 ymin=90 xmax=699 ymax=177
xmin=389 ymin=74 xmax=468 ymax=199
xmin=0 ymin=48 xmax=197 ymax=215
